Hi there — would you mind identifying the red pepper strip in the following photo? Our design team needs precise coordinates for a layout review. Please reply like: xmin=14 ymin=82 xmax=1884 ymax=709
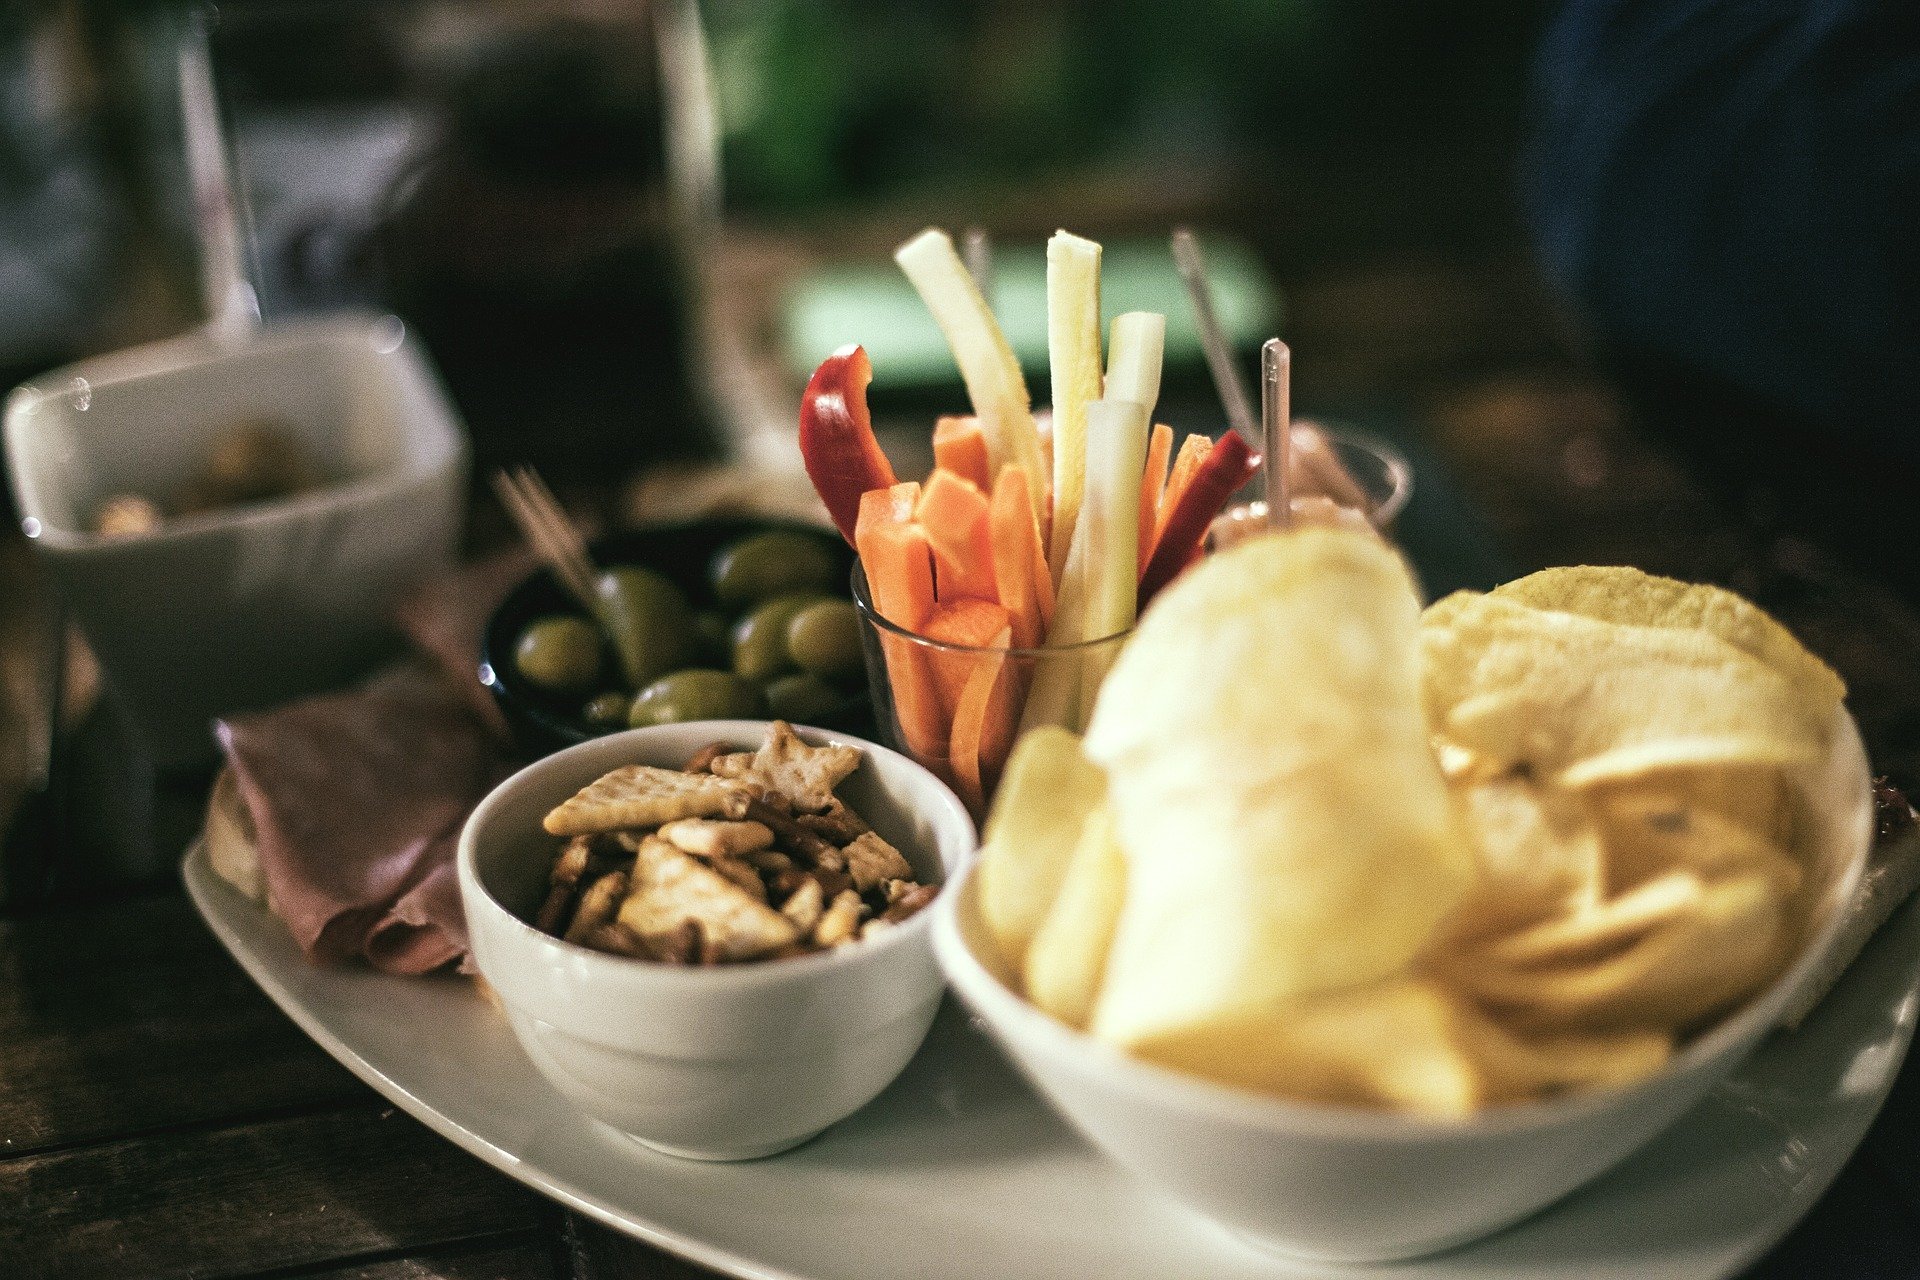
xmin=800 ymin=345 xmax=898 ymax=545
xmin=1136 ymin=432 xmax=1261 ymax=610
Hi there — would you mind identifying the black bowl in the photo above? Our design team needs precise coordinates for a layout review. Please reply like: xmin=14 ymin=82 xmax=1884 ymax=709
xmin=482 ymin=517 xmax=872 ymax=757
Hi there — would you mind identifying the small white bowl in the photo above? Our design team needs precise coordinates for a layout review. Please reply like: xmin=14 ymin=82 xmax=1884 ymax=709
xmin=4 ymin=313 xmax=467 ymax=768
xmin=933 ymin=710 xmax=1873 ymax=1263
xmin=458 ymin=720 xmax=976 ymax=1161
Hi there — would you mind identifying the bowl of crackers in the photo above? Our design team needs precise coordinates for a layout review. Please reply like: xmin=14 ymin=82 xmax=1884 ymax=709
xmin=458 ymin=719 xmax=975 ymax=1160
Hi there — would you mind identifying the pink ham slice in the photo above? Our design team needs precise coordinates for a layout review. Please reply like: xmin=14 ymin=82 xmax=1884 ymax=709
xmin=218 ymin=666 xmax=506 ymax=974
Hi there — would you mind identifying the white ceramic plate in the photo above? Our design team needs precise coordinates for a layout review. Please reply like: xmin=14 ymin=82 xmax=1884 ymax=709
xmin=185 ymin=842 xmax=1920 ymax=1280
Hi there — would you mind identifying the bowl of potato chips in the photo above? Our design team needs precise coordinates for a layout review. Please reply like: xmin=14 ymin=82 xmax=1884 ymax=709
xmin=933 ymin=529 xmax=1873 ymax=1262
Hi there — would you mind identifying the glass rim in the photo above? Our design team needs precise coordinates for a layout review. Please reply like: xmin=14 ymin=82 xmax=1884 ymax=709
xmin=1320 ymin=424 xmax=1414 ymax=527
xmin=850 ymin=564 xmax=1131 ymax=657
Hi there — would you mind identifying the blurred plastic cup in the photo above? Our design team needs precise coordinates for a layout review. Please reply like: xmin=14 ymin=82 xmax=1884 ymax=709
xmin=1208 ymin=425 xmax=1411 ymax=550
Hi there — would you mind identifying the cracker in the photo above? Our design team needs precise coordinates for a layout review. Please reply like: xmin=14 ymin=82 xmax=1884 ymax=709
xmin=544 ymin=765 xmax=752 ymax=835
xmin=659 ymin=817 xmax=776 ymax=859
xmin=843 ymin=831 xmax=913 ymax=891
xmin=797 ymin=797 xmax=871 ymax=845
xmin=710 ymin=720 xmax=862 ymax=812
xmin=617 ymin=835 xmax=800 ymax=961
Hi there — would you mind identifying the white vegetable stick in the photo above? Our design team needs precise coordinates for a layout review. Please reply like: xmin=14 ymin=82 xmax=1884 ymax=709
xmin=1103 ymin=312 xmax=1165 ymax=418
xmin=1021 ymin=399 xmax=1148 ymax=736
xmin=1046 ymin=231 xmax=1104 ymax=583
xmin=1018 ymin=526 xmax=1090 ymax=736
xmin=1075 ymin=399 xmax=1150 ymax=725
xmin=895 ymin=229 xmax=1048 ymax=525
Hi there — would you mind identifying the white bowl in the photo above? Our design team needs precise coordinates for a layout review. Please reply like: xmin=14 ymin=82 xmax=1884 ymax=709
xmin=4 ymin=313 xmax=467 ymax=768
xmin=932 ymin=709 xmax=1874 ymax=1263
xmin=458 ymin=720 xmax=977 ymax=1161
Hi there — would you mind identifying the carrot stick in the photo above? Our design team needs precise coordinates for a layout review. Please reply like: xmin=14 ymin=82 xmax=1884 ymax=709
xmin=1138 ymin=422 xmax=1173 ymax=573
xmin=921 ymin=597 xmax=1012 ymax=716
xmin=916 ymin=469 xmax=997 ymax=602
xmin=854 ymin=484 xmax=946 ymax=765
xmin=988 ymin=464 xmax=1048 ymax=649
xmin=1156 ymin=433 xmax=1213 ymax=544
xmin=948 ymin=624 xmax=1014 ymax=818
xmin=933 ymin=416 xmax=992 ymax=491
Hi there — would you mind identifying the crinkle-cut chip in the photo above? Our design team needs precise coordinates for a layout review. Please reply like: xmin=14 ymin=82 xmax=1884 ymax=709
xmin=709 ymin=720 xmax=862 ymax=812
xmin=1434 ymin=867 xmax=1792 ymax=1031
xmin=544 ymin=766 xmax=752 ymax=835
xmin=1442 ymin=776 xmax=1604 ymax=943
xmin=1086 ymin=531 xmax=1473 ymax=1045
xmin=1590 ymin=782 xmax=1798 ymax=892
xmin=1124 ymin=977 xmax=1668 ymax=1117
xmin=1491 ymin=566 xmax=1846 ymax=716
xmin=1421 ymin=593 xmax=1827 ymax=788
xmin=1025 ymin=806 xmax=1127 ymax=1031
xmin=658 ymin=817 xmax=775 ymax=859
xmin=617 ymin=835 xmax=800 ymax=961
xmin=841 ymin=831 xmax=913 ymax=891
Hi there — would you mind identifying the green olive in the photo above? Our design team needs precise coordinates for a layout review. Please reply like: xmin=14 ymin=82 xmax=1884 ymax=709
xmin=709 ymin=530 xmax=840 ymax=611
xmin=764 ymin=672 xmax=845 ymax=724
xmin=731 ymin=593 xmax=826 ymax=683
xmin=514 ymin=615 xmax=602 ymax=693
xmin=786 ymin=598 xmax=864 ymax=682
xmin=582 ymin=691 xmax=633 ymax=729
xmin=692 ymin=610 xmax=733 ymax=664
xmin=595 ymin=566 xmax=693 ymax=689
xmin=628 ymin=669 xmax=767 ymax=727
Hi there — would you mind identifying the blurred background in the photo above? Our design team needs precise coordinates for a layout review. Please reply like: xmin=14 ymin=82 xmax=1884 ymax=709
xmin=0 ymin=0 xmax=1552 ymax=478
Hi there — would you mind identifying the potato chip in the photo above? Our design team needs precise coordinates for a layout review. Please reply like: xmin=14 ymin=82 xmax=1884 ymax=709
xmin=976 ymin=726 xmax=1108 ymax=972
xmin=1438 ymin=866 xmax=1791 ymax=1030
xmin=1491 ymin=565 xmax=1845 ymax=717
xmin=1421 ymin=593 xmax=1827 ymax=788
xmin=1590 ymin=782 xmax=1798 ymax=892
xmin=1025 ymin=806 xmax=1128 ymax=1030
xmin=1442 ymin=776 xmax=1604 ymax=942
xmin=1086 ymin=530 xmax=1473 ymax=1048
xmin=1475 ymin=870 xmax=1708 ymax=969
xmin=1125 ymin=977 xmax=1670 ymax=1117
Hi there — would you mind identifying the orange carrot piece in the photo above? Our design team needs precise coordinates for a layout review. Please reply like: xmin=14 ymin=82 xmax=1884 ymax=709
xmin=988 ymin=464 xmax=1049 ymax=649
xmin=921 ymin=597 xmax=1012 ymax=717
xmin=916 ymin=468 xmax=998 ymax=602
xmin=1138 ymin=422 xmax=1174 ymax=573
xmin=948 ymin=624 xmax=1013 ymax=818
xmin=932 ymin=416 xmax=992 ymax=492
xmin=855 ymin=484 xmax=945 ymax=764
xmin=976 ymin=655 xmax=1025 ymax=797
xmin=1156 ymin=434 xmax=1214 ymax=544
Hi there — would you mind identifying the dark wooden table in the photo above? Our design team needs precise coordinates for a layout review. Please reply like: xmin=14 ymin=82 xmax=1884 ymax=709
xmin=6 ymin=245 xmax=1919 ymax=1279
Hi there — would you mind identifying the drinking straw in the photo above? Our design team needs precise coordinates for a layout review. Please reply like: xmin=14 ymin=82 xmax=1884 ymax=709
xmin=1170 ymin=228 xmax=1258 ymax=447
xmin=1262 ymin=338 xmax=1291 ymax=529
xmin=178 ymin=16 xmax=259 ymax=342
